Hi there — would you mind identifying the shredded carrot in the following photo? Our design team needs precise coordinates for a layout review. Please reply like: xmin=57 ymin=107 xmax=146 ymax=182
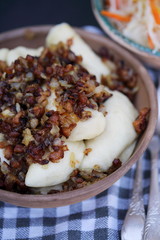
xmin=148 ymin=34 xmax=155 ymax=49
xmin=150 ymin=0 xmax=160 ymax=24
xmin=101 ymin=10 xmax=131 ymax=22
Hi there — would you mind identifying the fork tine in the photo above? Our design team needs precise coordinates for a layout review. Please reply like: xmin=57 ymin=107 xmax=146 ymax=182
xmin=143 ymin=71 xmax=160 ymax=239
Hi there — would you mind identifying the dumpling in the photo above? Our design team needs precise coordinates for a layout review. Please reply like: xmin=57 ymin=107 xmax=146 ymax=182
xmin=25 ymin=141 xmax=85 ymax=187
xmin=118 ymin=141 xmax=136 ymax=162
xmin=80 ymin=90 xmax=138 ymax=172
xmin=68 ymin=108 xmax=106 ymax=141
xmin=0 ymin=48 xmax=9 ymax=61
xmin=0 ymin=46 xmax=43 ymax=65
xmin=6 ymin=46 xmax=43 ymax=65
xmin=46 ymin=23 xmax=110 ymax=83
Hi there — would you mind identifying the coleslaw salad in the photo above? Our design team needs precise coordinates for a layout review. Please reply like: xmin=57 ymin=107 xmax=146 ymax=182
xmin=101 ymin=0 xmax=160 ymax=51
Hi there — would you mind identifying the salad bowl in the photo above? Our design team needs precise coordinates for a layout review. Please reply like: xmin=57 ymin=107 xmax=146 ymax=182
xmin=91 ymin=0 xmax=160 ymax=69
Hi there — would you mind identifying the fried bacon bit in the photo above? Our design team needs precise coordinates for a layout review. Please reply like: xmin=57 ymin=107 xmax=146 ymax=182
xmin=14 ymin=144 xmax=25 ymax=153
xmin=0 ymin=141 xmax=7 ymax=148
xmin=10 ymin=160 xmax=21 ymax=169
xmin=46 ymin=111 xmax=59 ymax=124
xmin=0 ymin=60 xmax=7 ymax=78
xmin=67 ymin=38 xmax=73 ymax=47
xmin=0 ymin=60 xmax=7 ymax=72
xmin=49 ymin=149 xmax=64 ymax=162
xmin=32 ymin=106 xmax=45 ymax=118
xmin=84 ymin=148 xmax=92 ymax=156
xmin=61 ymin=123 xmax=77 ymax=138
xmin=133 ymin=108 xmax=150 ymax=134
xmin=113 ymin=158 xmax=122 ymax=167
xmin=62 ymin=158 xmax=122 ymax=191
xmin=12 ymin=111 xmax=24 ymax=125
xmin=4 ymin=145 xmax=13 ymax=159
xmin=63 ymin=101 xmax=73 ymax=113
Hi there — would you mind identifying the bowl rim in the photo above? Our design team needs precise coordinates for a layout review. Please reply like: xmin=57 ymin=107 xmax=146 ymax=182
xmin=0 ymin=25 xmax=157 ymax=208
xmin=91 ymin=0 xmax=160 ymax=58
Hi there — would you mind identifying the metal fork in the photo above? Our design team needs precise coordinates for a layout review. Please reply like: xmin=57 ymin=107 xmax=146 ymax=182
xmin=121 ymin=156 xmax=145 ymax=240
xmin=143 ymin=74 xmax=160 ymax=240
xmin=121 ymin=73 xmax=160 ymax=240
xmin=143 ymin=135 xmax=160 ymax=240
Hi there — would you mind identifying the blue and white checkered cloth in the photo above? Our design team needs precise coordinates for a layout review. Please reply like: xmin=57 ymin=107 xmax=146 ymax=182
xmin=0 ymin=27 xmax=159 ymax=240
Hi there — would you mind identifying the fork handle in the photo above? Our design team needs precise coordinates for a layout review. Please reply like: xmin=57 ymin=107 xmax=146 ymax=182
xmin=143 ymin=147 xmax=160 ymax=240
xmin=121 ymin=156 xmax=145 ymax=240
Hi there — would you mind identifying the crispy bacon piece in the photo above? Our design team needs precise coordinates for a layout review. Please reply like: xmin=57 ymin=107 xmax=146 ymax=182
xmin=49 ymin=149 xmax=64 ymax=163
xmin=4 ymin=145 xmax=13 ymax=159
xmin=84 ymin=148 xmax=92 ymax=156
xmin=133 ymin=107 xmax=150 ymax=134
xmin=61 ymin=123 xmax=77 ymax=138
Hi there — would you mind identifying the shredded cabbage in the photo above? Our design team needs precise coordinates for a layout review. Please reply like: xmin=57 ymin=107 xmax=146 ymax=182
xmin=103 ymin=0 xmax=160 ymax=51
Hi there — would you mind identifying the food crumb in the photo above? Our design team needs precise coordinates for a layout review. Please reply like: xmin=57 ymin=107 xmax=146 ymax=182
xmin=84 ymin=148 xmax=92 ymax=156
xmin=133 ymin=107 xmax=150 ymax=134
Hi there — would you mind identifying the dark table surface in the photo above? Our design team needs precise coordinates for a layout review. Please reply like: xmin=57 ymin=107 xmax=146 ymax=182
xmin=0 ymin=0 xmax=99 ymax=33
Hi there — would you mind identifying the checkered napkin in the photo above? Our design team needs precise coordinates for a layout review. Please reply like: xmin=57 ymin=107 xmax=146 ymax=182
xmin=0 ymin=27 xmax=159 ymax=240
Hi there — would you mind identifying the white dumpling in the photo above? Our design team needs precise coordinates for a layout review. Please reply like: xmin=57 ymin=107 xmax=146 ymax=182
xmin=46 ymin=23 xmax=110 ymax=82
xmin=80 ymin=90 xmax=138 ymax=172
xmin=118 ymin=141 xmax=136 ymax=163
xmin=7 ymin=46 xmax=43 ymax=65
xmin=68 ymin=108 xmax=106 ymax=141
xmin=25 ymin=141 xmax=85 ymax=187
xmin=0 ymin=48 xmax=9 ymax=61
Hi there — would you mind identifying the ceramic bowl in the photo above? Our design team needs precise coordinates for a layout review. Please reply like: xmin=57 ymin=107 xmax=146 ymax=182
xmin=0 ymin=25 xmax=157 ymax=208
xmin=91 ymin=0 xmax=160 ymax=69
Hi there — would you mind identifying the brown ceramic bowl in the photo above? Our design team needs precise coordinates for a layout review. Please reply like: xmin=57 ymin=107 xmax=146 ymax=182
xmin=91 ymin=0 xmax=160 ymax=69
xmin=0 ymin=25 xmax=157 ymax=208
